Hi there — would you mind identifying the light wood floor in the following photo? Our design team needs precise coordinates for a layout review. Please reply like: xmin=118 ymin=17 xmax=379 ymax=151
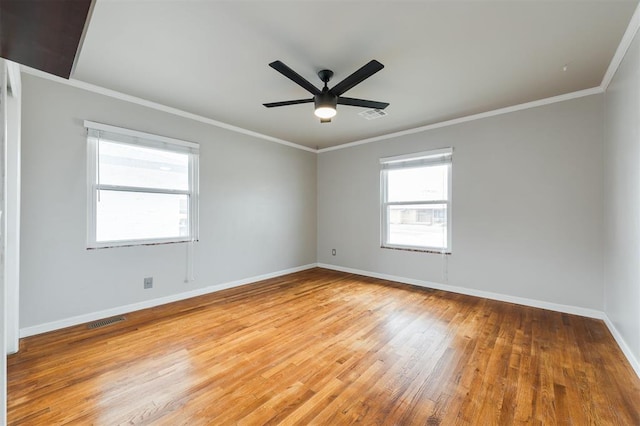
xmin=8 ymin=268 xmax=640 ymax=425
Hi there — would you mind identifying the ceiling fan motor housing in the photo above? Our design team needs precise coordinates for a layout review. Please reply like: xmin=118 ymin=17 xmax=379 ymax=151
xmin=315 ymin=90 xmax=337 ymax=110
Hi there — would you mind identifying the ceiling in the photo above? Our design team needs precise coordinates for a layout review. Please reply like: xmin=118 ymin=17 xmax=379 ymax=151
xmin=71 ymin=0 xmax=639 ymax=150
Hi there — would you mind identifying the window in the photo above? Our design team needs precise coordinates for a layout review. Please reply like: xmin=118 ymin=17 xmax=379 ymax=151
xmin=380 ymin=148 xmax=452 ymax=253
xmin=85 ymin=121 xmax=199 ymax=248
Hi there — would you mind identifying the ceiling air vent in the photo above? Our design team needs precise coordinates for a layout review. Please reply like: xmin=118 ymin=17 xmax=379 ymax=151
xmin=358 ymin=108 xmax=388 ymax=120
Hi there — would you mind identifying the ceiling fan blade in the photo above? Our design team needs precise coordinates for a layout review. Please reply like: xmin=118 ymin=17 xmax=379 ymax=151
xmin=263 ymin=98 xmax=314 ymax=108
xmin=330 ymin=60 xmax=384 ymax=96
xmin=337 ymin=97 xmax=389 ymax=109
xmin=269 ymin=61 xmax=322 ymax=96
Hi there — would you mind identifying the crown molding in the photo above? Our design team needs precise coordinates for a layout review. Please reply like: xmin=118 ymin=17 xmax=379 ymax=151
xmin=17 ymin=65 xmax=608 ymax=157
xmin=318 ymin=87 xmax=603 ymax=153
xmin=601 ymin=1 xmax=640 ymax=90
xmin=19 ymin=65 xmax=316 ymax=154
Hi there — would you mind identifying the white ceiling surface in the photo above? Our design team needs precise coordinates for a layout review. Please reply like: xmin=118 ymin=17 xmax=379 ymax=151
xmin=73 ymin=0 xmax=638 ymax=150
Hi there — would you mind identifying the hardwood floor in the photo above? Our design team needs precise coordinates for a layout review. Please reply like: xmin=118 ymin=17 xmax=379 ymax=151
xmin=8 ymin=268 xmax=640 ymax=425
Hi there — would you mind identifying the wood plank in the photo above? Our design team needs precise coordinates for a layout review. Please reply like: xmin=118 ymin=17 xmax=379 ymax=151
xmin=7 ymin=268 xmax=640 ymax=424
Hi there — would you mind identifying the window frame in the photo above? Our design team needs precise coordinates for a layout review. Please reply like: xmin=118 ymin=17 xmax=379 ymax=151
xmin=380 ymin=148 xmax=452 ymax=253
xmin=85 ymin=121 xmax=199 ymax=249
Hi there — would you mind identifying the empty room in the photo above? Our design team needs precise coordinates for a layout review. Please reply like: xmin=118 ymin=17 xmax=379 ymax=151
xmin=2 ymin=0 xmax=640 ymax=424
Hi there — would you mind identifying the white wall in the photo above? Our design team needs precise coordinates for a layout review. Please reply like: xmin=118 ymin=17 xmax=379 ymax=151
xmin=0 ymin=57 xmax=8 ymax=426
xmin=5 ymin=62 xmax=21 ymax=354
xmin=318 ymin=95 xmax=604 ymax=311
xmin=604 ymin=27 xmax=640 ymax=371
xmin=20 ymin=74 xmax=317 ymax=331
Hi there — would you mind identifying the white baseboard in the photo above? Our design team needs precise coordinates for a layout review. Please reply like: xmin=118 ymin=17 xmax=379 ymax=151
xmin=602 ymin=314 xmax=640 ymax=378
xmin=19 ymin=262 xmax=640 ymax=381
xmin=19 ymin=263 xmax=318 ymax=338
xmin=318 ymin=263 xmax=640 ymax=380
xmin=318 ymin=263 xmax=604 ymax=319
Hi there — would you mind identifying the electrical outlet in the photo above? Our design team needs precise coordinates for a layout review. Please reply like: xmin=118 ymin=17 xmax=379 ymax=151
xmin=332 ymin=249 xmax=336 ymax=256
xmin=144 ymin=277 xmax=153 ymax=289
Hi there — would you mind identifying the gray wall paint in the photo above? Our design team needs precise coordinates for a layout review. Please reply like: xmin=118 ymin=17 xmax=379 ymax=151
xmin=20 ymin=74 xmax=317 ymax=328
xmin=6 ymin=64 xmax=21 ymax=354
xmin=604 ymin=29 xmax=640 ymax=364
xmin=318 ymin=95 xmax=604 ymax=310
xmin=1 ymin=58 xmax=8 ymax=426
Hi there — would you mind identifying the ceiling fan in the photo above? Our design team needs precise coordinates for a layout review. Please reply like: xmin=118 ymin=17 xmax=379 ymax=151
xmin=263 ymin=60 xmax=389 ymax=123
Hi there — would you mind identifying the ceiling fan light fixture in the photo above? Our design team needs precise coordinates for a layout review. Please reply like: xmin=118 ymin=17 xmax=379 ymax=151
xmin=314 ymin=92 xmax=337 ymax=119
xmin=314 ymin=106 xmax=337 ymax=119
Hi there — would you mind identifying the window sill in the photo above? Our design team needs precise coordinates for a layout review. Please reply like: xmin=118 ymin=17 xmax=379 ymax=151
xmin=381 ymin=245 xmax=451 ymax=255
xmin=87 ymin=239 xmax=198 ymax=250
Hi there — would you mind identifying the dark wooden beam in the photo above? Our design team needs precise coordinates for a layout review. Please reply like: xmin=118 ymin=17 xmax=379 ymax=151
xmin=0 ymin=0 xmax=94 ymax=78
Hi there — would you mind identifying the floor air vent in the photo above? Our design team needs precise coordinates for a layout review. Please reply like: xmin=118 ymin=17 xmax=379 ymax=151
xmin=87 ymin=316 xmax=126 ymax=329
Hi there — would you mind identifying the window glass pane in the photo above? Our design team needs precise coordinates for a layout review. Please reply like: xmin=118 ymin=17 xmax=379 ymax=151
xmin=387 ymin=204 xmax=447 ymax=249
xmin=99 ymin=141 xmax=189 ymax=191
xmin=387 ymin=165 xmax=448 ymax=202
xmin=96 ymin=190 xmax=189 ymax=242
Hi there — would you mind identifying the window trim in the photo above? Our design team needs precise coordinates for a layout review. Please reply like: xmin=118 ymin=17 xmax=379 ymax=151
xmin=380 ymin=148 xmax=452 ymax=253
xmin=85 ymin=121 xmax=199 ymax=249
